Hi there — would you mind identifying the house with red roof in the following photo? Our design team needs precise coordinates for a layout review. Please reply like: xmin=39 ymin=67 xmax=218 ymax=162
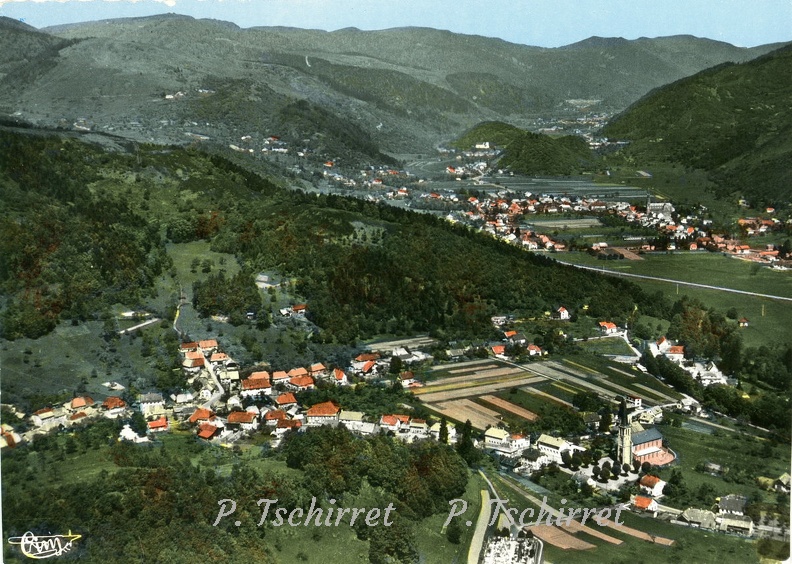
xmin=69 ymin=396 xmax=95 ymax=412
xmin=240 ymin=377 xmax=272 ymax=399
xmin=288 ymin=367 xmax=309 ymax=378
xmin=554 ymin=306 xmax=570 ymax=320
xmin=287 ymin=375 xmax=315 ymax=391
xmin=305 ymin=401 xmax=340 ymax=427
xmin=101 ymin=396 xmax=127 ymax=419
xmin=639 ymin=475 xmax=666 ymax=497
xmin=271 ymin=371 xmax=290 ymax=384
xmin=665 ymin=345 xmax=685 ymax=363
xmin=598 ymin=321 xmax=618 ymax=335
xmin=188 ymin=408 xmax=216 ymax=425
xmin=379 ymin=414 xmax=410 ymax=433
xmin=491 ymin=345 xmax=506 ymax=357
xmin=309 ymin=363 xmax=327 ymax=377
xmin=527 ymin=344 xmax=543 ymax=356
xmin=179 ymin=342 xmax=199 ymax=354
xmin=227 ymin=411 xmax=259 ymax=432
xmin=275 ymin=392 xmax=298 ymax=408
xmin=198 ymin=339 xmax=219 ymax=354
xmin=333 ymin=368 xmax=349 ymax=386
xmin=264 ymin=409 xmax=288 ymax=426
xmin=197 ymin=423 xmax=220 ymax=440
xmin=632 ymin=495 xmax=658 ymax=512
xmin=147 ymin=416 xmax=169 ymax=433
xmin=273 ymin=418 xmax=302 ymax=437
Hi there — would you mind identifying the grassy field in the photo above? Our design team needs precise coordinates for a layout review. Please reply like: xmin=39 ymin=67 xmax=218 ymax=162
xmin=557 ymin=251 xmax=792 ymax=298
xmin=656 ymin=425 xmax=790 ymax=505
xmin=576 ymin=337 xmax=638 ymax=357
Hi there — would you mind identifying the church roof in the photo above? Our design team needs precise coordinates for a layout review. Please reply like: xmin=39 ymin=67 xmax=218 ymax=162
xmin=632 ymin=427 xmax=663 ymax=446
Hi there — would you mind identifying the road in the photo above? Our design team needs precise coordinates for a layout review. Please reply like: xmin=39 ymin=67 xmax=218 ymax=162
xmin=555 ymin=260 xmax=792 ymax=302
xmin=117 ymin=317 xmax=161 ymax=335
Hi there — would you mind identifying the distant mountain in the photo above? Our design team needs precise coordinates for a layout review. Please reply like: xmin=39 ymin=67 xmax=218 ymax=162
xmin=601 ymin=45 xmax=792 ymax=205
xmin=0 ymin=15 xmax=785 ymax=158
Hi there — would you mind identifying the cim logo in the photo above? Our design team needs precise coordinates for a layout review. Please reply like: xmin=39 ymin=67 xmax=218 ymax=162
xmin=8 ymin=531 xmax=82 ymax=559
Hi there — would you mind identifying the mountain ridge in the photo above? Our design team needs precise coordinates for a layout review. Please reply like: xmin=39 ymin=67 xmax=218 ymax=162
xmin=2 ymin=15 xmax=787 ymax=159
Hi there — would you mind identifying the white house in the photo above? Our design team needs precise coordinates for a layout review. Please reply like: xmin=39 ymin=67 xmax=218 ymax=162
xmin=535 ymin=434 xmax=584 ymax=463
xmin=484 ymin=428 xmax=529 ymax=456
xmin=138 ymin=393 xmax=166 ymax=417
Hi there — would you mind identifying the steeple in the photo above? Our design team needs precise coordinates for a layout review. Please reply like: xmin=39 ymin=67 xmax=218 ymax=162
xmin=617 ymin=397 xmax=632 ymax=467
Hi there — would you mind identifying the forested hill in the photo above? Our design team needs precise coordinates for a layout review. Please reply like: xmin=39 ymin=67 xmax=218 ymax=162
xmin=0 ymin=127 xmax=664 ymax=343
xmin=601 ymin=45 xmax=792 ymax=206
xmin=453 ymin=121 xmax=595 ymax=175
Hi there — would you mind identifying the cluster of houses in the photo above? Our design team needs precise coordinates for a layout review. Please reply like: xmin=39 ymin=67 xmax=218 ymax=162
xmin=633 ymin=491 xmax=757 ymax=537
xmin=648 ymin=337 xmax=732 ymax=387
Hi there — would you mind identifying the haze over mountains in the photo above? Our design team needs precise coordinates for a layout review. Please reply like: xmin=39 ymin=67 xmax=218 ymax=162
xmin=0 ymin=14 xmax=784 ymax=155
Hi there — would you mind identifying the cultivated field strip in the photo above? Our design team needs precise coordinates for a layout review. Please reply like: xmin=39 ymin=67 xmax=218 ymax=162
xmin=422 ymin=367 xmax=524 ymax=389
xmin=528 ymin=525 xmax=597 ymax=550
xmin=447 ymin=364 xmax=499 ymax=374
xmin=430 ymin=359 xmax=498 ymax=372
xmin=431 ymin=399 xmax=502 ymax=430
xmin=479 ymin=395 xmax=539 ymax=422
xmin=521 ymin=387 xmax=575 ymax=408
xmin=562 ymin=520 xmax=623 ymax=544
xmin=632 ymin=383 xmax=678 ymax=403
xmin=416 ymin=375 xmax=545 ymax=402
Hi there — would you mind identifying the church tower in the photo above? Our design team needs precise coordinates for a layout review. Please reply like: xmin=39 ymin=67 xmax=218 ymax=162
xmin=617 ymin=398 xmax=632 ymax=467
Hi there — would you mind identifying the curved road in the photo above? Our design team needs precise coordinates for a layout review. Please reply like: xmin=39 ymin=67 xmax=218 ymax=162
xmin=555 ymin=260 xmax=792 ymax=302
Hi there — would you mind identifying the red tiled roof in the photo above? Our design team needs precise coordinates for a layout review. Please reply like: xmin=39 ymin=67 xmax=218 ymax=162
xmin=399 ymin=371 xmax=415 ymax=381
xmin=71 ymin=396 xmax=95 ymax=410
xmin=306 ymin=401 xmax=340 ymax=417
xmin=102 ymin=396 xmax=126 ymax=410
xmin=271 ymin=371 xmax=289 ymax=381
xmin=276 ymin=393 xmax=297 ymax=406
xmin=249 ymin=371 xmax=270 ymax=380
xmin=179 ymin=342 xmax=199 ymax=351
xmin=227 ymin=411 xmax=257 ymax=424
xmin=188 ymin=408 xmax=215 ymax=424
xmin=69 ymin=412 xmax=88 ymax=421
xmin=355 ymin=353 xmax=380 ymax=362
xmin=334 ymin=368 xmax=347 ymax=381
xmin=289 ymin=375 xmax=315 ymax=388
xmin=147 ymin=416 xmax=168 ymax=430
xmin=310 ymin=363 xmax=326 ymax=373
xmin=640 ymin=475 xmax=662 ymax=487
xmin=380 ymin=415 xmax=398 ymax=426
xmin=288 ymin=367 xmax=309 ymax=378
xmin=210 ymin=352 xmax=229 ymax=363
xmin=199 ymin=339 xmax=218 ymax=349
xmin=185 ymin=351 xmax=204 ymax=360
xmin=264 ymin=409 xmax=287 ymax=421
xmin=277 ymin=419 xmax=301 ymax=429
xmin=504 ymin=330 xmax=517 ymax=338
xmin=361 ymin=360 xmax=376 ymax=373
xmin=242 ymin=378 xmax=271 ymax=391
xmin=668 ymin=346 xmax=685 ymax=355
xmin=491 ymin=345 xmax=506 ymax=355
xmin=197 ymin=423 xmax=218 ymax=439
xmin=634 ymin=496 xmax=655 ymax=510
xmin=599 ymin=321 xmax=617 ymax=330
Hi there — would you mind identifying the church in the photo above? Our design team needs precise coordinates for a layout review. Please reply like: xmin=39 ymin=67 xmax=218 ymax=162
xmin=617 ymin=398 xmax=676 ymax=467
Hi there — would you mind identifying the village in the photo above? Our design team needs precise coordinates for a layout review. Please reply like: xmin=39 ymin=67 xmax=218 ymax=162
xmin=3 ymin=296 xmax=788 ymax=554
